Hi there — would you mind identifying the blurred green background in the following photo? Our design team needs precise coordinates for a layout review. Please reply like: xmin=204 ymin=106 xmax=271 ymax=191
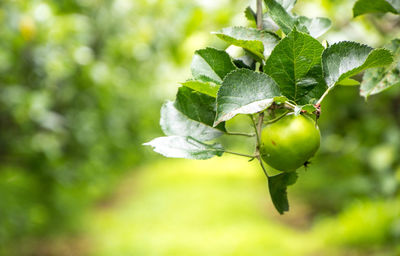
xmin=0 ymin=0 xmax=399 ymax=255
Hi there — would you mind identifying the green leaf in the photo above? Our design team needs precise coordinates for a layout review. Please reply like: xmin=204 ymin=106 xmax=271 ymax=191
xmin=361 ymin=39 xmax=400 ymax=98
xmin=143 ymin=136 xmax=224 ymax=160
xmin=175 ymin=86 xmax=226 ymax=132
xmin=214 ymin=69 xmax=280 ymax=126
xmin=294 ymin=104 xmax=317 ymax=115
xmin=245 ymin=6 xmax=257 ymax=23
xmin=353 ymin=0 xmax=399 ymax=17
xmin=296 ymin=16 xmax=332 ymax=38
xmin=213 ymin=27 xmax=280 ymax=59
xmin=264 ymin=29 xmax=325 ymax=102
xmin=264 ymin=0 xmax=298 ymax=35
xmin=160 ymin=101 xmax=223 ymax=141
xmin=191 ymin=47 xmax=237 ymax=84
xmin=181 ymin=80 xmax=220 ymax=98
xmin=268 ymin=172 xmax=298 ymax=214
xmin=337 ymin=77 xmax=360 ymax=86
xmin=322 ymin=41 xmax=393 ymax=88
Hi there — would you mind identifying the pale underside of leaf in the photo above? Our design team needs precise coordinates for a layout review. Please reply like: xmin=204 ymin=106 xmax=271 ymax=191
xmin=361 ymin=39 xmax=400 ymax=98
xmin=216 ymin=98 xmax=275 ymax=125
xmin=296 ymin=16 xmax=332 ymax=38
xmin=160 ymin=101 xmax=223 ymax=141
xmin=143 ymin=136 xmax=224 ymax=160
xmin=213 ymin=27 xmax=280 ymax=59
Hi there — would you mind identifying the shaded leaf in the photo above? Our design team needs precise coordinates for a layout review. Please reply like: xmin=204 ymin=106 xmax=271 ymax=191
xmin=191 ymin=47 xmax=237 ymax=84
xmin=143 ymin=136 xmax=224 ymax=160
xmin=264 ymin=29 xmax=325 ymax=102
xmin=322 ymin=41 xmax=393 ymax=88
xmin=353 ymin=0 xmax=399 ymax=17
xmin=214 ymin=69 xmax=280 ymax=126
xmin=160 ymin=101 xmax=223 ymax=141
xmin=181 ymin=80 xmax=220 ymax=98
xmin=213 ymin=27 xmax=280 ymax=59
xmin=175 ymin=86 xmax=226 ymax=131
xmin=361 ymin=39 xmax=400 ymax=98
xmin=268 ymin=172 xmax=298 ymax=214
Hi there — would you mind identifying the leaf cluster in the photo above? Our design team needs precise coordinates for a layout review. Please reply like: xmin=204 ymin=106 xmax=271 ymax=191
xmin=145 ymin=0 xmax=397 ymax=214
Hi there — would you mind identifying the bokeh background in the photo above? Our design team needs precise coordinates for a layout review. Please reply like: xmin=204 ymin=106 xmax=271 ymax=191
xmin=0 ymin=0 xmax=399 ymax=255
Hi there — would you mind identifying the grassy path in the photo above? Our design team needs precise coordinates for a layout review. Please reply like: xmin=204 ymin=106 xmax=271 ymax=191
xmin=82 ymin=156 xmax=325 ymax=256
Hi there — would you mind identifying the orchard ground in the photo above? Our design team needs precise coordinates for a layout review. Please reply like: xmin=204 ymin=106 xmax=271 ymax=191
xmin=34 ymin=156 xmax=399 ymax=256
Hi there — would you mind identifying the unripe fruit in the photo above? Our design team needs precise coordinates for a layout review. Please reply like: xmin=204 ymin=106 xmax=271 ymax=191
xmin=260 ymin=114 xmax=320 ymax=172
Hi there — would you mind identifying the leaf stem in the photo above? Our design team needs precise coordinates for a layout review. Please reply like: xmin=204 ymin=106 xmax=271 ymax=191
xmin=224 ymin=150 xmax=256 ymax=159
xmin=256 ymin=0 xmax=263 ymax=30
xmin=226 ymin=132 xmax=255 ymax=137
xmin=316 ymin=86 xmax=333 ymax=105
xmin=257 ymin=155 xmax=270 ymax=178
xmin=284 ymin=102 xmax=296 ymax=110
xmin=264 ymin=110 xmax=289 ymax=125
xmin=251 ymin=112 xmax=270 ymax=178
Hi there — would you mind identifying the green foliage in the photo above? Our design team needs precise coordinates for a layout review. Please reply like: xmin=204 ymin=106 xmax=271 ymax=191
xmin=0 ymin=0 xmax=245 ymax=251
xmin=213 ymin=27 xmax=280 ymax=59
xmin=146 ymin=0 xmax=398 ymax=214
xmin=191 ymin=48 xmax=236 ymax=84
xmin=264 ymin=28 xmax=325 ymax=103
xmin=361 ymin=39 xmax=400 ymax=98
xmin=215 ymin=69 xmax=280 ymax=125
xmin=160 ymin=102 xmax=223 ymax=141
xmin=268 ymin=172 xmax=298 ymax=214
xmin=322 ymin=42 xmax=393 ymax=88
xmin=353 ymin=0 xmax=400 ymax=17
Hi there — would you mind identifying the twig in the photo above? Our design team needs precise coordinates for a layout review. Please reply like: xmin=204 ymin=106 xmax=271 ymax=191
xmin=257 ymin=0 xmax=263 ymax=30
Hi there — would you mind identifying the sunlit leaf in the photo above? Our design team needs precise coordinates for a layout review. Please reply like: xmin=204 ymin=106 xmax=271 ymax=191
xmin=264 ymin=29 xmax=325 ymax=102
xmin=213 ymin=27 xmax=280 ymax=59
xmin=181 ymin=80 xmax=220 ymax=98
xmin=191 ymin=47 xmax=237 ymax=84
xmin=322 ymin=41 xmax=393 ymax=88
xmin=337 ymin=77 xmax=361 ymax=86
xmin=264 ymin=0 xmax=299 ymax=35
xmin=214 ymin=69 xmax=280 ymax=126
